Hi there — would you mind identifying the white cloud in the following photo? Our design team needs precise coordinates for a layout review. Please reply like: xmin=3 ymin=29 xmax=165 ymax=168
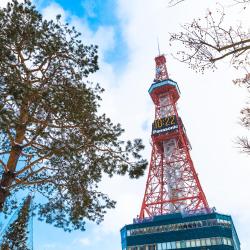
xmin=40 ymin=2 xmax=116 ymax=94
xmin=77 ymin=237 xmax=91 ymax=246
xmin=41 ymin=1 xmax=115 ymax=56
xmin=40 ymin=243 xmax=56 ymax=249
xmin=41 ymin=2 xmax=69 ymax=23
xmin=70 ymin=16 xmax=115 ymax=57
xmin=81 ymin=0 xmax=96 ymax=18
xmin=0 ymin=0 xmax=8 ymax=8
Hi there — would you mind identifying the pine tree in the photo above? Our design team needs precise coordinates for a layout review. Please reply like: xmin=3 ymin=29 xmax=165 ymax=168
xmin=1 ymin=196 xmax=32 ymax=250
xmin=0 ymin=0 xmax=147 ymax=231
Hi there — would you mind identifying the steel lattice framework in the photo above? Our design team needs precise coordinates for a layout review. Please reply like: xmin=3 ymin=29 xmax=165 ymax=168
xmin=139 ymin=55 xmax=209 ymax=219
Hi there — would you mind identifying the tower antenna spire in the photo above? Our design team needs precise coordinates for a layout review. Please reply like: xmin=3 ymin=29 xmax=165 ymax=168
xmin=157 ymin=37 xmax=161 ymax=55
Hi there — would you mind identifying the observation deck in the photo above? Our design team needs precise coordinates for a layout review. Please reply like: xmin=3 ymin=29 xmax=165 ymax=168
xmin=148 ymin=79 xmax=180 ymax=105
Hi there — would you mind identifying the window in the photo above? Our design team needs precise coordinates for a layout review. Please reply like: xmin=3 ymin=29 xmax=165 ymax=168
xmin=227 ymin=238 xmax=232 ymax=246
xmin=197 ymin=221 xmax=202 ymax=227
xmin=223 ymin=238 xmax=228 ymax=245
xmin=222 ymin=237 xmax=232 ymax=245
xmin=166 ymin=242 xmax=171 ymax=249
xmin=127 ymin=218 xmax=232 ymax=237
xmin=202 ymin=220 xmax=207 ymax=226
xmin=191 ymin=240 xmax=196 ymax=247
xmin=206 ymin=238 xmax=211 ymax=246
xmin=201 ymin=239 xmax=206 ymax=246
xmin=215 ymin=237 xmax=222 ymax=244
xmin=211 ymin=219 xmax=217 ymax=225
xmin=195 ymin=239 xmax=201 ymax=246
xmin=180 ymin=241 xmax=186 ymax=248
xmin=157 ymin=243 xmax=162 ymax=250
xmin=186 ymin=240 xmax=191 ymax=247
xmin=148 ymin=245 xmax=156 ymax=250
xmin=128 ymin=237 xmax=233 ymax=250
xmin=162 ymin=243 xmax=167 ymax=250
xmin=171 ymin=241 xmax=176 ymax=249
xmin=176 ymin=241 xmax=181 ymax=249
xmin=211 ymin=238 xmax=217 ymax=245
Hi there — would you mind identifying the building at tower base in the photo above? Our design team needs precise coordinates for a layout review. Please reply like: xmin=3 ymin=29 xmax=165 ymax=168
xmin=120 ymin=210 xmax=240 ymax=250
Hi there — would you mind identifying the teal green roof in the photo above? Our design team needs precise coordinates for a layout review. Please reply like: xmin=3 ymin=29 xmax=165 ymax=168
xmin=148 ymin=79 xmax=180 ymax=95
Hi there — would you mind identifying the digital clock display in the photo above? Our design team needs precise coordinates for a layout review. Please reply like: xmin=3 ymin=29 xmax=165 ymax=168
xmin=152 ymin=115 xmax=178 ymax=135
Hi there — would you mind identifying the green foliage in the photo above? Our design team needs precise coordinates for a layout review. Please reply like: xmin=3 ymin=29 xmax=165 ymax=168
xmin=1 ymin=196 xmax=32 ymax=250
xmin=0 ymin=0 xmax=147 ymax=231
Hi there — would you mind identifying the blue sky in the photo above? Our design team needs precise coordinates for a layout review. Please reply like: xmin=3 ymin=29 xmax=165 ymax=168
xmin=0 ymin=0 xmax=250 ymax=249
xmin=36 ymin=0 xmax=128 ymax=69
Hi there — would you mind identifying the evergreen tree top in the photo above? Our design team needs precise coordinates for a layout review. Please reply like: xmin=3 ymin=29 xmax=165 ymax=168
xmin=0 ymin=0 xmax=147 ymax=231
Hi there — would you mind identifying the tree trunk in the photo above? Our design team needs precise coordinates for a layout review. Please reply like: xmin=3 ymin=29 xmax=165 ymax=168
xmin=1 ymin=243 xmax=10 ymax=250
xmin=0 ymin=101 xmax=28 ymax=211
xmin=0 ymin=171 xmax=15 ymax=210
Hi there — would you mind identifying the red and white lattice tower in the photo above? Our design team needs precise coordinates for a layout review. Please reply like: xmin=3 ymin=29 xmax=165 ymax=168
xmin=139 ymin=54 xmax=209 ymax=219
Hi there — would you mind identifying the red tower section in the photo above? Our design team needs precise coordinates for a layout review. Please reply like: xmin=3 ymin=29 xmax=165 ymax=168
xmin=139 ymin=55 xmax=209 ymax=219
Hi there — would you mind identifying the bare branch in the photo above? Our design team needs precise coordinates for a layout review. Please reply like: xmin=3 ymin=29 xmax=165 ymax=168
xmin=15 ymin=153 xmax=53 ymax=176
xmin=11 ymin=177 xmax=52 ymax=189
xmin=170 ymin=6 xmax=250 ymax=72
xmin=0 ymin=159 xmax=7 ymax=171
xmin=168 ymin=0 xmax=185 ymax=7
xmin=233 ymin=0 xmax=250 ymax=9
xmin=237 ymin=137 xmax=250 ymax=154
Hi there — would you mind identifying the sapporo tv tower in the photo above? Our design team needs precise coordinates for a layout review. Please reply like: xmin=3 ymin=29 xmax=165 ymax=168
xmin=120 ymin=54 xmax=240 ymax=250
